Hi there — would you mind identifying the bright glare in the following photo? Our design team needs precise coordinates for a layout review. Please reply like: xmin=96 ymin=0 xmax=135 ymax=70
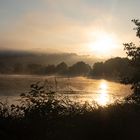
xmin=97 ymin=92 xmax=110 ymax=106
xmin=88 ymin=32 xmax=118 ymax=56
xmin=100 ymin=82 xmax=108 ymax=90
xmin=96 ymin=80 xmax=110 ymax=106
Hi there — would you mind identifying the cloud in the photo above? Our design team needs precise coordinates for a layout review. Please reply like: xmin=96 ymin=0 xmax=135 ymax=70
xmin=0 ymin=0 xmax=139 ymax=57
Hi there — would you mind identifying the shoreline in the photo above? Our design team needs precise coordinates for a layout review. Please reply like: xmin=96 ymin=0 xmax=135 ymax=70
xmin=0 ymin=74 xmax=122 ymax=85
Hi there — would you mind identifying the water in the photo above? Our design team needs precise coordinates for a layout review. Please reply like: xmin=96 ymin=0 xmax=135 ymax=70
xmin=0 ymin=75 xmax=132 ymax=106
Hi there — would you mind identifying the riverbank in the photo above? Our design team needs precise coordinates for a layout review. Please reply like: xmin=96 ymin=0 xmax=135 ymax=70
xmin=0 ymin=97 xmax=140 ymax=140
xmin=0 ymin=73 xmax=123 ymax=83
xmin=0 ymin=79 xmax=137 ymax=140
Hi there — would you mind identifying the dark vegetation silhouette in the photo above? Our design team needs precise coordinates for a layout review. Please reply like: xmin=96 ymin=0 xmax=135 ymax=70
xmin=0 ymin=19 xmax=140 ymax=140
xmin=68 ymin=61 xmax=91 ymax=76
xmin=0 ymin=52 xmax=98 ymax=72
xmin=0 ymin=58 xmax=132 ymax=80
xmin=0 ymin=80 xmax=140 ymax=140
xmin=0 ymin=60 xmax=91 ymax=76
xmin=122 ymin=19 xmax=140 ymax=101
xmin=55 ymin=62 xmax=68 ymax=75
xmin=90 ymin=57 xmax=132 ymax=80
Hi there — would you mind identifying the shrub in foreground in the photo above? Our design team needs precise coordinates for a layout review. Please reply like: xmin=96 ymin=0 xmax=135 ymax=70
xmin=0 ymin=81 xmax=140 ymax=140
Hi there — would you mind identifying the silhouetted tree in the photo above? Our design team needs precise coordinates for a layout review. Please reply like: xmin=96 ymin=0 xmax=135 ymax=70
xmin=13 ymin=63 xmax=24 ymax=74
xmin=68 ymin=61 xmax=91 ymax=76
xmin=104 ymin=57 xmax=130 ymax=77
xmin=45 ymin=65 xmax=56 ymax=75
xmin=123 ymin=19 xmax=140 ymax=94
xmin=0 ymin=63 xmax=7 ymax=74
xmin=55 ymin=62 xmax=68 ymax=75
xmin=91 ymin=62 xmax=104 ymax=76
xmin=90 ymin=57 xmax=131 ymax=79
xmin=26 ymin=64 xmax=45 ymax=74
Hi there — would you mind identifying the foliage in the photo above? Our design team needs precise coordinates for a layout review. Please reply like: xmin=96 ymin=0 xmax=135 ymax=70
xmin=90 ymin=57 xmax=131 ymax=79
xmin=68 ymin=61 xmax=91 ymax=76
xmin=55 ymin=62 xmax=68 ymax=75
xmin=6 ymin=81 xmax=94 ymax=120
xmin=123 ymin=19 xmax=140 ymax=95
xmin=0 ymin=81 xmax=140 ymax=140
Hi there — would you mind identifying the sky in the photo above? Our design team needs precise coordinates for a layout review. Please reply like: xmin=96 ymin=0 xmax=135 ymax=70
xmin=0 ymin=0 xmax=140 ymax=58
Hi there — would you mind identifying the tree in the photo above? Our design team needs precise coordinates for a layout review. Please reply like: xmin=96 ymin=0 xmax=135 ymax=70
xmin=55 ymin=62 xmax=68 ymax=75
xmin=91 ymin=62 xmax=104 ymax=76
xmin=45 ymin=65 xmax=56 ymax=75
xmin=68 ymin=61 xmax=91 ymax=76
xmin=14 ymin=63 xmax=24 ymax=74
xmin=103 ymin=57 xmax=130 ymax=78
xmin=26 ymin=64 xmax=45 ymax=74
xmin=123 ymin=19 xmax=140 ymax=94
xmin=90 ymin=58 xmax=130 ymax=78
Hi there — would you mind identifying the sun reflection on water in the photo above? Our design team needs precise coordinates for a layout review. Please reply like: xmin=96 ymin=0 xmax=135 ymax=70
xmin=96 ymin=80 xmax=110 ymax=106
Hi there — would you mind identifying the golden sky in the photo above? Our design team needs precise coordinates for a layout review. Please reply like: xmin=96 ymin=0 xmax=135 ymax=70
xmin=0 ymin=0 xmax=140 ymax=58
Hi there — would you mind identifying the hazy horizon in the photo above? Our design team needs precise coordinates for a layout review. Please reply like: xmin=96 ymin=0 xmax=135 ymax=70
xmin=1 ymin=0 xmax=140 ymax=58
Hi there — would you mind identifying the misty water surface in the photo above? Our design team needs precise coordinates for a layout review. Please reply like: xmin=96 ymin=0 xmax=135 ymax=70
xmin=0 ymin=75 xmax=132 ymax=106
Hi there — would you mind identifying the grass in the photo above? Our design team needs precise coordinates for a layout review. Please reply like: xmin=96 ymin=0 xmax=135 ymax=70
xmin=0 ymin=81 xmax=140 ymax=140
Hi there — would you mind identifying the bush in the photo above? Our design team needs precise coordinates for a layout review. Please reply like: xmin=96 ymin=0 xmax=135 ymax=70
xmin=0 ymin=80 xmax=140 ymax=140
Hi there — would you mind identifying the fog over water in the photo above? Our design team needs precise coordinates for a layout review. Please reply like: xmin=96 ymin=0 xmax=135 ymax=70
xmin=0 ymin=75 xmax=132 ymax=106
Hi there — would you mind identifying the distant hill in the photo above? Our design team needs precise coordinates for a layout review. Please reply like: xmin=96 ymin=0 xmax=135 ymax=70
xmin=0 ymin=50 xmax=131 ymax=80
xmin=0 ymin=50 xmax=102 ymax=66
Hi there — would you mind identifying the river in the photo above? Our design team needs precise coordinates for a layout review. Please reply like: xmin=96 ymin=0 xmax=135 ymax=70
xmin=0 ymin=75 xmax=132 ymax=106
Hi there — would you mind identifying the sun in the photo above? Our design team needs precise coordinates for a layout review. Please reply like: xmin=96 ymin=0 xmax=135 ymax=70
xmin=88 ymin=32 xmax=118 ymax=56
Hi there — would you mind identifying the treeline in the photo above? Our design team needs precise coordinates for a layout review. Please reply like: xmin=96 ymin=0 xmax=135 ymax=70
xmin=0 ymin=57 xmax=133 ymax=79
xmin=90 ymin=57 xmax=133 ymax=79
xmin=0 ymin=61 xmax=91 ymax=76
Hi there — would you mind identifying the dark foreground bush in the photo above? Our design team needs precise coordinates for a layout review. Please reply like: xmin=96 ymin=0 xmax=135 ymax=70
xmin=0 ymin=81 xmax=140 ymax=140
